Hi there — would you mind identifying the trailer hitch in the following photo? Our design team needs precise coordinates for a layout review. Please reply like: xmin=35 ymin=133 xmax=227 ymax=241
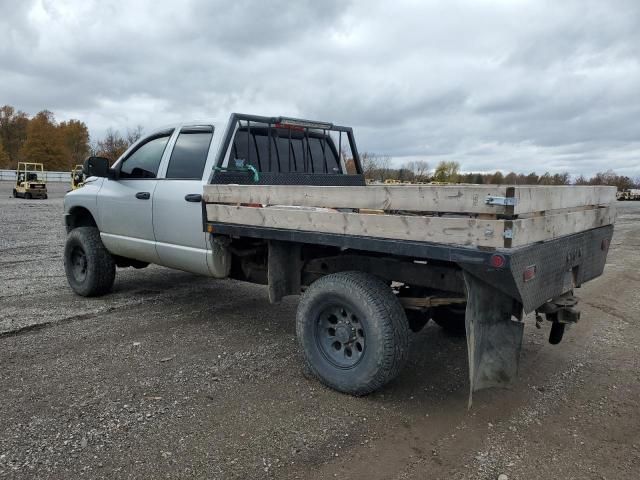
xmin=536 ymin=292 xmax=580 ymax=345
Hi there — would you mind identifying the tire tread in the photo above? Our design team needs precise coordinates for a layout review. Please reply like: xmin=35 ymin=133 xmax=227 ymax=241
xmin=296 ymin=271 xmax=410 ymax=395
xmin=64 ymin=226 xmax=115 ymax=297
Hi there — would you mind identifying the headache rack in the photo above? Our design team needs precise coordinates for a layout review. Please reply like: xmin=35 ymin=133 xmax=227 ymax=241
xmin=209 ymin=113 xmax=366 ymax=187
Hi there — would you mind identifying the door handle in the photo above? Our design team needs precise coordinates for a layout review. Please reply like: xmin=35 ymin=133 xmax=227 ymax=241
xmin=184 ymin=194 xmax=202 ymax=202
xmin=135 ymin=192 xmax=151 ymax=200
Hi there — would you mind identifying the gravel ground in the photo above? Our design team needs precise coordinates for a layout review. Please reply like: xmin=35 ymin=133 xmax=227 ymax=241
xmin=0 ymin=180 xmax=638 ymax=479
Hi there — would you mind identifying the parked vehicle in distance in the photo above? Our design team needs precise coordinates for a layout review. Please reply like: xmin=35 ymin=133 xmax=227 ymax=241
xmin=13 ymin=162 xmax=48 ymax=199
xmin=63 ymin=113 xmax=616 ymax=397
xmin=616 ymin=189 xmax=640 ymax=201
xmin=71 ymin=164 xmax=84 ymax=190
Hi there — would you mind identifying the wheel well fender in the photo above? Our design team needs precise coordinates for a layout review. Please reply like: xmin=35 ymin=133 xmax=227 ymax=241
xmin=66 ymin=206 xmax=98 ymax=232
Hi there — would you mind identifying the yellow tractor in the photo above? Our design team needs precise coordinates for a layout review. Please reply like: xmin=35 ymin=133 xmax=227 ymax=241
xmin=71 ymin=164 xmax=85 ymax=190
xmin=13 ymin=162 xmax=48 ymax=199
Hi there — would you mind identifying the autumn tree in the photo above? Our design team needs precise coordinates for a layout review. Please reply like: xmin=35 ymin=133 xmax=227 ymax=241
xmin=433 ymin=161 xmax=460 ymax=182
xmin=589 ymin=170 xmax=634 ymax=190
xmin=360 ymin=152 xmax=392 ymax=182
xmin=404 ymin=159 xmax=430 ymax=182
xmin=0 ymin=138 xmax=9 ymax=168
xmin=0 ymin=105 xmax=29 ymax=167
xmin=19 ymin=110 xmax=68 ymax=170
xmin=488 ymin=171 xmax=504 ymax=184
xmin=96 ymin=128 xmax=129 ymax=161
xmin=574 ymin=175 xmax=588 ymax=185
xmin=126 ymin=125 xmax=144 ymax=145
xmin=59 ymin=119 xmax=90 ymax=169
xmin=502 ymin=172 xmax=517 ymax=184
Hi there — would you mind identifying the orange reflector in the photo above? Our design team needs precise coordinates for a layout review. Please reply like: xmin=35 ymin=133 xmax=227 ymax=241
xmin=207 ymin=225 xmax=214 ymax=233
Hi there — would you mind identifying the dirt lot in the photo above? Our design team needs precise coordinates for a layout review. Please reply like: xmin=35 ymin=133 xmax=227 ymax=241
xmin=0 ymin=180 xmax=639 ymax=480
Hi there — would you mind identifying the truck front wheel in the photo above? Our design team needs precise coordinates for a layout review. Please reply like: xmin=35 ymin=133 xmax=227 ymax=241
xmin=64 ymin=227 xmax=116 ymax=297
xmin=296 ymin=271 xmax=410 ymax=395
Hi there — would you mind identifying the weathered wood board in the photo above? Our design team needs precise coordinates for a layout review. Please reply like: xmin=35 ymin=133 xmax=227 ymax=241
xmin=203 ymin=184 xmax=617 ymax=215
xmin=206 ymin=204 xmax=507 ymax=247
xmin=510 ymin=205 xmax=616 ymax=247
xmin=512 ymin=185 xmax=617 ymax=215
xmin=204 ymin=184 xmax=507 ymax=214
xmin=205 ymin=203 xmax=615 ymax=248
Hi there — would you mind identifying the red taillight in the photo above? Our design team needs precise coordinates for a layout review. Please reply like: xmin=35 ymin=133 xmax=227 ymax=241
xmin=601 ymin=239 xmax=610 ymax=251
xmin=489 ymin=254 xmax=506 ymax=269
xmin=274 ymin=122 xmax=305 ymax=132
xmin=523 ymin=265 xmax=537 ymax=282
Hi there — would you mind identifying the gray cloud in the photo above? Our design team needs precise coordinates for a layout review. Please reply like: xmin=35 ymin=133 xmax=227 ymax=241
xmin=0 ymin=0 xmax=638 ymax=177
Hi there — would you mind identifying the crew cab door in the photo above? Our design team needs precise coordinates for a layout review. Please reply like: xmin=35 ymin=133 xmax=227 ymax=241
xmin=97 ymin=129 xmax=174 ymax=264
xmin=152 ymin=125 xmax=214 ymax=275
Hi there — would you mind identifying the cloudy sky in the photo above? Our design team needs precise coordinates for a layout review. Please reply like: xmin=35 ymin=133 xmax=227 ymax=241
xmin=1 ymin=0 xmax=639 ymax=177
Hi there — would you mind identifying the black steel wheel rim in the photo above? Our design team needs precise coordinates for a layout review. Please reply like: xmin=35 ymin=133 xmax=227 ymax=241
xmin=70 ymin=246 xmax=88 ymax=282
xmin=315 ymin=304 xmax=366 ymax=369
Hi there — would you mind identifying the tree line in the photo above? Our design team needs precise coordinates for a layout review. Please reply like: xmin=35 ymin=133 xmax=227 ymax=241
xmin=1 ymin=104 xmax=637 ymax=188
xmin=357 ymin=154 xmax=640 ymax=190
xmin=0 ymin=105 xmax=143 ymax=171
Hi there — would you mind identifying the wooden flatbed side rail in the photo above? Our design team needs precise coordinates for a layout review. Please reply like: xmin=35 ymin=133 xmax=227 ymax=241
xmin=512 ymin=185 xmax=616 ymax=215
xmin=509 ymin=205 xmax=615 ymax=247
xmin=206 ymin=204 xmax=508 ymax=247
xmin=205 ymin=203 xmax=615 ymax=248
xmin=203 ymin=184 xmax=617 ymax=216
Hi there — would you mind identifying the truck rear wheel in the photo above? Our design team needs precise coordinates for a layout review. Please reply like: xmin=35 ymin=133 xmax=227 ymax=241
xmin=64 ymin=227 xmax=116 ymax=297
xmin=296 ymin=271 xmax=410 ymax=395
xmin=432 ymin=305 xmax=466 ymax=337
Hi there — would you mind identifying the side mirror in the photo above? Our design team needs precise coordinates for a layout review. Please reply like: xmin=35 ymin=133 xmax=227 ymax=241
xmin=83 ymin=156 xmax=111 ymax=178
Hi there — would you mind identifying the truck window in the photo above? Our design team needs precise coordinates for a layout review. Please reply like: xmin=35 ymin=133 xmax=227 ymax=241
xmin=231 ymin=127 xmax=342 ymax=174
xmin=120 ymin=133 xmax=172 ymax=179
xmin=165 ymin=127 xmax=213 ymax=179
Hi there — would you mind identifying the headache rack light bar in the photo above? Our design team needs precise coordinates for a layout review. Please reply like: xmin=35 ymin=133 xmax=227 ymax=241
xmin=276 ymin=116 xmax=333 ymax=130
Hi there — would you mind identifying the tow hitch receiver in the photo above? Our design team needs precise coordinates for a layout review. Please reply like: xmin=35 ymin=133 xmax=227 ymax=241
xmin=536 ymin=292 xmax=581 ymax=345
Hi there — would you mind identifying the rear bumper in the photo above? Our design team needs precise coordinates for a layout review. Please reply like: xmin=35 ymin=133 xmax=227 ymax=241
xmin=460 ymin=225 xmax=613 ymax=312
xmin=26 ymin=189 xmax=47 ymax=198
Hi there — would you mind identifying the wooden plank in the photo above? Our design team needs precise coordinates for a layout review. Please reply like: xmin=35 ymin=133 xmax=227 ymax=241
xmin=207 ymin=203 xmax=615 ymax=248
xmin=203 ymin=184 xmax=616 ymax=215
xmin=204 ymin=184 xmax=509 ymax=214
xmin=399 ymin=297 xmax=466 ymax=309
xmin=206 ymin=204 xmax=507 ymax=248
xmin=510 ymin=206 xmax=616 ymax=247
xmin=512 ymin=186 xmax=617 ymax=215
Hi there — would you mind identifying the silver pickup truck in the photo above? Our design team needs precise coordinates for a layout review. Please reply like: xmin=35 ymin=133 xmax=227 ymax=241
xmin=64 ymin=114 xmax=615 ymax=398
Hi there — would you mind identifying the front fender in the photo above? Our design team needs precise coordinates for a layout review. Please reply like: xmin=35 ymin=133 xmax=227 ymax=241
xmin=63 ymin=177 xmax=104 ymax=231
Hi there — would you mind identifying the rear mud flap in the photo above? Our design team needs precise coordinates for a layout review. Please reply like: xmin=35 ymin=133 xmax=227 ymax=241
xmin=267 ymin=241 xmax=302 ymax=303
xmin=463 ymin=271 xmax=524 ymax=407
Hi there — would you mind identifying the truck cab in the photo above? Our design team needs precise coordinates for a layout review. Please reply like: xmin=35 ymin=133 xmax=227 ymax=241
xmin=64 ymin=114 xmax=357 ymax=282
xmin=65 ymin=122 xmax=220 ymax=277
